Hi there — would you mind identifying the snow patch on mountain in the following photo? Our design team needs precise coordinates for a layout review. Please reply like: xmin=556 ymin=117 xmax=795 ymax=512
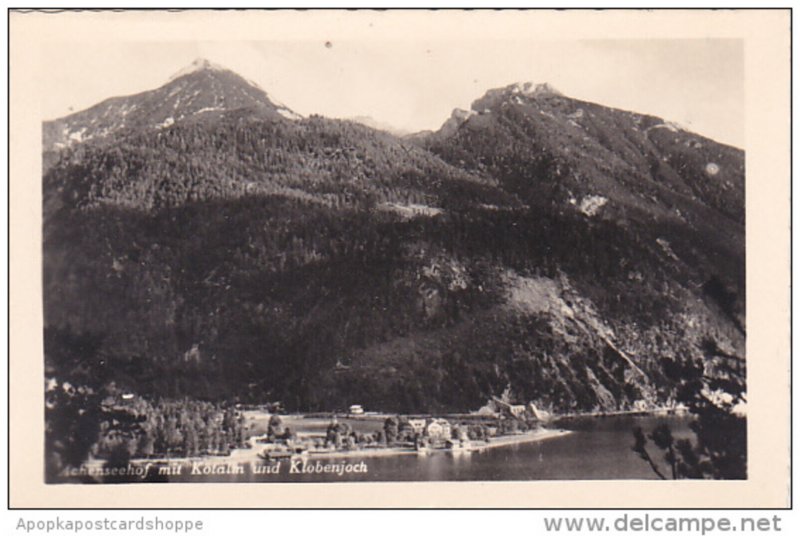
xmin=646 ymin=121 xmax=691 ymax=136
xmin=157 ymin=117 xmax=175 ymax=129
xmin=379 ymin=202 xmax=443 ymax=219
xmin=579 ymin=195 xmax=608 ymax=217
xmin=656 ymin=238 xmax=680 ymax=261
xmin=277 ymin=108 xmax=302 ymax=121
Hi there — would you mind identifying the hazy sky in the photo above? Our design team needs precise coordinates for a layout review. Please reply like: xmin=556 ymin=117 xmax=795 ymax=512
xmin=41 ymin=38 xmax=743 ymax=147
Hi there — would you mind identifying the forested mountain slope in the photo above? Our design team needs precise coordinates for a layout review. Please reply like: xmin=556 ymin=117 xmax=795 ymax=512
xmin=43 ymin=68 xmax=745 ymax=414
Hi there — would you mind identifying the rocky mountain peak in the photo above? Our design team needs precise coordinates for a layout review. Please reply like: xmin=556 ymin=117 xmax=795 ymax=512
xmin=43 ymin=60 xmax=301 ymax=152
xmin=510 ymin=81 xmax=563 ymax=97
xmin=168 ymin=57 xmax=227 ymax=81
xmin=470 ymin=81 xmax=564 ymax=113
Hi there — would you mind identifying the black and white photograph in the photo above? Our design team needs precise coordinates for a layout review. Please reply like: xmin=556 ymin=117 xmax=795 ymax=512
xmin=8 ymin=7 xmax=791 ymax=509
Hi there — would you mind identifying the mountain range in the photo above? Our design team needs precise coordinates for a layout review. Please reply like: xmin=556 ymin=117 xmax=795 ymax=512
xmin=43 ymin=59 xmax=745 ymax=414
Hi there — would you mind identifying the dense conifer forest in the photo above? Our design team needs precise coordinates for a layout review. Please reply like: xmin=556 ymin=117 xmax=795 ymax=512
xmin=43 ymin=66 xmax=745 ymax=418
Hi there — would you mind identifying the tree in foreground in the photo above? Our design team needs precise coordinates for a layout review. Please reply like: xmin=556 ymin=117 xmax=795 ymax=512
xmin=632 ymin=338 xmax=746 ymax=479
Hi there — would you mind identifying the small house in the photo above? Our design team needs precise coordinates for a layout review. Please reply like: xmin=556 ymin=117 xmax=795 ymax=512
xmin=426 ymin=418 xmax=452 ymax=441
xmin=508 ymin=404 xmax=526 ymax=418
xmin=408 ymin=419 xmax=426 ymax=434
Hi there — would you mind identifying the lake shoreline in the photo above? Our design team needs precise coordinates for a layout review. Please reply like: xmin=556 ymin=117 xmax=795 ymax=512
xmin=108 ymin=427 xmax=572 ymax=468
xmin=82 ymin=408 xmax=683 ymax=470
xmin=64 ymin=414 xmax=696 ymax=482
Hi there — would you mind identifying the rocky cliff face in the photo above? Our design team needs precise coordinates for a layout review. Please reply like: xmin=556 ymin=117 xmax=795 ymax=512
xmin=43 ymin=66 xmax=745 ymax=414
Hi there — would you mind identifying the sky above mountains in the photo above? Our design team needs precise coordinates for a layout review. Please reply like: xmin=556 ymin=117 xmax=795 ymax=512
xmin=41 ymin=38 xmax=743 ymax=148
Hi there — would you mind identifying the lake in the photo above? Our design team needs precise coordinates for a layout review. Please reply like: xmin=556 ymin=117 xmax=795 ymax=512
xmin=113 ymin=414 xmax=694 ymax=483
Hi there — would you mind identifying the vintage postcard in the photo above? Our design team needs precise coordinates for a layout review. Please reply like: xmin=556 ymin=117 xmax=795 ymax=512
xmin=8 ymin=8 xmax=790 ymax=508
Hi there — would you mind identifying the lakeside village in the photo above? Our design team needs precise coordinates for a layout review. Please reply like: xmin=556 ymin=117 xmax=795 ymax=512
xmin=63 ymin=382 xmax=687 ymax=480
xmin=79 ymin=390 xmax=571 ymax=473
xmin=252 ymin=398 xmax=550 ymax=461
